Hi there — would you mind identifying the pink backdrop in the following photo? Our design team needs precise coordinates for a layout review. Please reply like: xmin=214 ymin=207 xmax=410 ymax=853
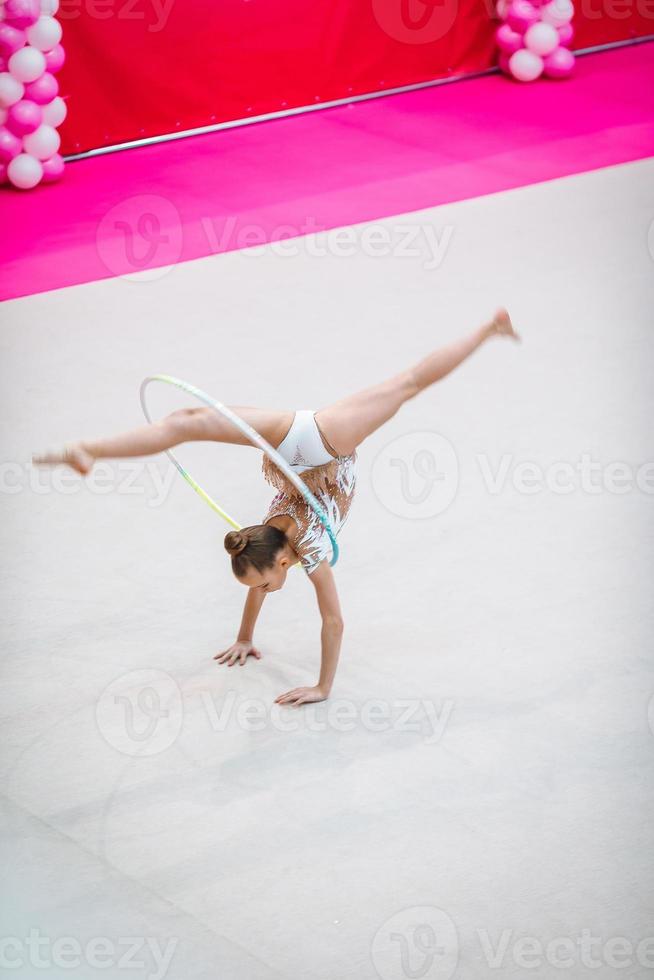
xmin=57 ymin=0 xmax=654 ymax=155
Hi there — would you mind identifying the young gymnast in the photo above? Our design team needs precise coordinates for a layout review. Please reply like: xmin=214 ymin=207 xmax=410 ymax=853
xmin=34 ymin=309 xmax=520 ymax=705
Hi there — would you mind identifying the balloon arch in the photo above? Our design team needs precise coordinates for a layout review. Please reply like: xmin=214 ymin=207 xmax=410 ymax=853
xmin=0 ymin=0 xmax=66 ymax=189
xmin=495 ymin=0 xmax=576 ymax=82
xmin=1 ymin=0 xmax=578 ymax=191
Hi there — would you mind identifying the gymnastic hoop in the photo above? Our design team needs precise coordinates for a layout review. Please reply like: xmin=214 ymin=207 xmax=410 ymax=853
xmin=139 ymin=374 xmax=339 ymax=567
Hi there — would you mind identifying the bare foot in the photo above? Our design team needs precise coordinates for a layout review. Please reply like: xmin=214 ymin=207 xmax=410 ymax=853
xmin=488 ymin=308 xmax=521 ymax=342
xmin=32 ymin=442 xmax=95 ymax=476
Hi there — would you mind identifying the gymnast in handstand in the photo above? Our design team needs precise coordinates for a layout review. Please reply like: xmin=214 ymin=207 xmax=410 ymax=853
xmin=34 ymin=309 xmax=519 ymax=705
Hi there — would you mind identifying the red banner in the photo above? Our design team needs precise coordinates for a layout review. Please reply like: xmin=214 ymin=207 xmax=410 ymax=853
xmin=57 ymin=0 xmax=653 ymax=155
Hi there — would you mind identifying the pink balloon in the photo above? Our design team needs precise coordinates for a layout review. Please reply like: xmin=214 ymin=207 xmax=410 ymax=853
xmin=0 ymin=160 xmax=7 ymax=184
xmin=543 ymin=45 xmax=575 ymax=78
xmin=24 ymin=69 xmax=57 ymax=103
xmin=4 ymin=0 xmax=39 ymax=29
xmin=496 ymin=22 xmax=524 ymax=54
xmin=41 ymin=149 xmax=63 ymax=182
xmin=0 ymin=122 xmax=21 ymax=161
xmin=557 ymin=22 xmax=574 ymax=46
xmin=506 ymin=0 xmax=540 ymax=32
xmin=6 ymin=95 xmax=41 ymax=133
xmin=0 ymin=22 xmax=25 ymax=58
xmin=44 ymin=41 xmax=64 ymax=72
xmin=0 ymin=57 xmax=6 ymax=73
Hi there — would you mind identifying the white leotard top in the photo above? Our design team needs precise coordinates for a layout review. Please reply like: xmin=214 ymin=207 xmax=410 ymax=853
xmin=274 ymin=409 xmax=336 ymax=473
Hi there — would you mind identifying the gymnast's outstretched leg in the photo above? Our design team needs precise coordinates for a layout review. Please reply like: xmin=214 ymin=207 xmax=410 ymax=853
xmin=33 ymin=405 xmax=294 ymax=476
xmin=315 ymin=308 xmax=520 ymax=456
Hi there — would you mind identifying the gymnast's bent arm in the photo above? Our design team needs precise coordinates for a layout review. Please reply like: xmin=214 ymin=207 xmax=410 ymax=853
xmin=274 ymin=560 xmax=344 ymax=706
xmin=214 ymin=587 xmax=266 ymax=666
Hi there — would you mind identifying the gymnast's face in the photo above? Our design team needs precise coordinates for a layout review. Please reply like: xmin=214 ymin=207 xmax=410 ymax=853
xmin=237 ymin=549 xmax=291 ymax=593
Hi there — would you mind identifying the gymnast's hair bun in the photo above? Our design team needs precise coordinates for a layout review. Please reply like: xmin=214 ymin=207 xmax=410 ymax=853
xmin=224 ymin=530 xmax=249 ymax=556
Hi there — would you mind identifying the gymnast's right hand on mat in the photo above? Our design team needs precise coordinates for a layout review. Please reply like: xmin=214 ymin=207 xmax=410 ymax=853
xmin=213 ymin=640 xmax=262 ymax=667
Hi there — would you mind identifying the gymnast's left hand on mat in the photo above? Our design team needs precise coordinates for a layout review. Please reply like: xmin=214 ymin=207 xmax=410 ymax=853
xmin=275 ymin=685 xmax=329 ymax=707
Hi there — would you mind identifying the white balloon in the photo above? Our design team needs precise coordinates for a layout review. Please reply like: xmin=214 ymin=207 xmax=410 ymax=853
xmin=41 ymin=93 xmax=65 ymax=126
xmin=23 ymin=122 xmax=59 ymax=158
xmin=525 ymin=21 xmax=559 ymax=55
xmin=8 ymin=46 xmax=46 ymax=83
xmin=541 ymin=0 xmax=574 ymax=24
xmin=26 ymin=14 xmax=62 ymax=50
xmin=0 ymin=106 xmax=6 ymax=124
xmin=40 ymin=0 xmax=60 ymax=12
xmin=7 ymin=152 xmax=43 ymax=188
xmin=0 ymin=71 xmax=24 ymax=107
xmin=509 ymin=48 xmax=544 ymax=81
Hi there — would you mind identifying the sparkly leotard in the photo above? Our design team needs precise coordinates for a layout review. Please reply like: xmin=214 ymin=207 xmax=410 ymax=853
xmin=261 ymin=410 xmax=356 ymax=575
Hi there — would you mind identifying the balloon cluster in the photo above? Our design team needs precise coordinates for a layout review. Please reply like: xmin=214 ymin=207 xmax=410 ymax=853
xmin=495 ymin=0 xmax=575 ymax=82
xmin=0 ymin=0 xmax=65 ymax=189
